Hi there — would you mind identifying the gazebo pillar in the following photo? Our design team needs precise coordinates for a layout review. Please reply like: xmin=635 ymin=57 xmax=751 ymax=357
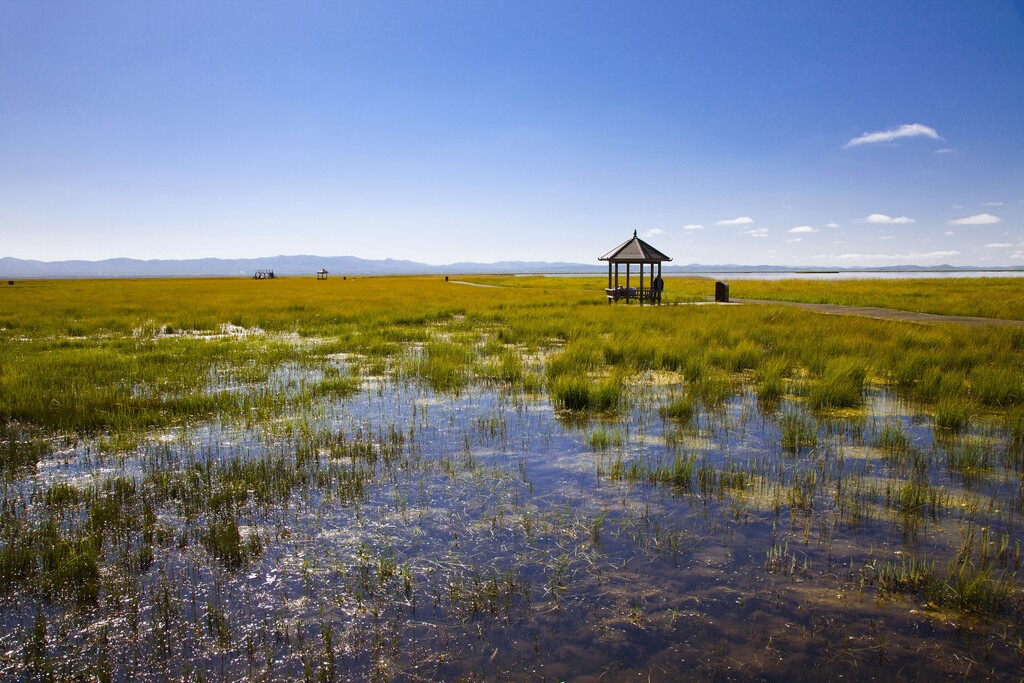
xmin=639 ymin=265 xmax=644 ymax=306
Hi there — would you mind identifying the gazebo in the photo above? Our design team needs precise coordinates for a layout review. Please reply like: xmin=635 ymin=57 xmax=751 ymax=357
xmin=316 ymin=268 xmax=329 ymax=280
xmin=599 ymin=230 xmax=672 ymax=305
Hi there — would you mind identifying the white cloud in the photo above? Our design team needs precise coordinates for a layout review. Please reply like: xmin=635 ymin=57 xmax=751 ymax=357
xmin=984 ymin=243 xmax=1013 ymax=248
xmin=935 ymin=148 xmax=955 ymax=154
xmin=788 ymin=226 xmax=818 ymax=234
xmin=716 ymin=216 xmax=754 ymax=226
xmin=980 ymin=201 xmax=1004 ymax=207
xmin=843 ymin=123 xmax=943 ymax=148
xmin=949 ymin=213 xmax=1001 ymax=225
xmin=825 ymin=222 xmax=840 ymax=229
xmin=743 ymin=228 xmax=769 ymax=238
xmin=681 ymin=224 xmax=704 ymax=231
xmin=944 ymin=231 xmax=954 ymax=236
xmin=785 ymin=238 xmax=803 ymax=243
xmin=642 ymin=229 xmax=667 ymax=238
xmin=862 ymin=213 xmax=915 ymax=224
xmin=1012 ymin=251 xmax=1024 ymax=259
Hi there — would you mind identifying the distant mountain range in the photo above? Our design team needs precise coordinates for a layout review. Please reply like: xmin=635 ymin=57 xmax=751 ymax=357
xmin=1 ymin=255 xmax=1021 ymax=279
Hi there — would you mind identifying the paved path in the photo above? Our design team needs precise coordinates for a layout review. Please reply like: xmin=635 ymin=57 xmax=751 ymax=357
xmin=447 ymin=280 xmax=501 ymax=288
xmin=731 ymin=298 xmax=1024 ymax=327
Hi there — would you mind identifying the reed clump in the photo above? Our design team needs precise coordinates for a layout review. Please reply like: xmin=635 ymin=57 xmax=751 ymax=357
xmin=808 ymin=358 xmax=866 ymax=410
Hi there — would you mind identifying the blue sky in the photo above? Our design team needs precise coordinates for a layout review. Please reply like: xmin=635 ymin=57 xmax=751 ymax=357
xmin=2 ymin=1 xmax=1023 ymax=267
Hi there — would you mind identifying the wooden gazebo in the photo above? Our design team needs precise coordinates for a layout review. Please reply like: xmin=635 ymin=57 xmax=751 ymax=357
xmin=316 ymin=268 xmax=329 ymax=280
xmin=599 ymin=230 xmax=672 ymax=305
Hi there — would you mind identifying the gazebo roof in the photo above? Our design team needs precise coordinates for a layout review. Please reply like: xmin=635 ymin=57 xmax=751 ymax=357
xmin=599 ymin=230 xmax=672 ymax=263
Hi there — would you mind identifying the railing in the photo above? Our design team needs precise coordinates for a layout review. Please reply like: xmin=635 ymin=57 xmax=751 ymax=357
xmin=605 ymin=286 xmax=661 ymax=304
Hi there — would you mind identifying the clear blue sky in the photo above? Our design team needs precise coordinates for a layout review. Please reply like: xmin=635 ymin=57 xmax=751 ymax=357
xmin=2 ymin=1 xmax=1023 ymax=267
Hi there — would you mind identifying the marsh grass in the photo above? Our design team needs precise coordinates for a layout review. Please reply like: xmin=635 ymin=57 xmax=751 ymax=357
xmin=548 ymin=373 xmax=623 ymax=413
xmin=689 ymin=372 xmax=732 ymax=408
xmin=756 ymin=357 xmax=789 ymax=404
xmin=934 ymin=397 xmax=973 ymax=432
xmin=589 ymin=425 xmax=624 ymax=450
xmin=809 ymin=358 xmax=866 ymax=410
xmin=871 ymin=420 xmax=914 ymax=462
xmin=660 ymin=395 xmax=696 ymax=422
xmin=874 ymin=553 xmax=1013 ymax=614
xmin=780 ymin=410 xmax=818 ymax=452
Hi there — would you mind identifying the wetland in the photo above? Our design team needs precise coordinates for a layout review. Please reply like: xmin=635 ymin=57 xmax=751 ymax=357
xmin=1 ymin=275 xmax=1023 ymax=681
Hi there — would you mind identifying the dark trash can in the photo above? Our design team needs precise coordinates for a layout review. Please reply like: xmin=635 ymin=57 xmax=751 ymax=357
xmin=715 ymin=281 xmax=729 ymax=303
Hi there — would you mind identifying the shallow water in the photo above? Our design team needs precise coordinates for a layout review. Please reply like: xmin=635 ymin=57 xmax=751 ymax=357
xmin=1 ymin=371 xmax=1022 ymax=680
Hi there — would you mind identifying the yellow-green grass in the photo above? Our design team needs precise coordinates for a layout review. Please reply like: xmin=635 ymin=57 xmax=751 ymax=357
xmin=2 ymin=277 xmax=1023 ymax=440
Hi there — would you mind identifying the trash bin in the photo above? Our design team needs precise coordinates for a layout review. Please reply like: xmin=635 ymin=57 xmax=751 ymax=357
xmin=715 ymin=281 xmax=729 ymax=303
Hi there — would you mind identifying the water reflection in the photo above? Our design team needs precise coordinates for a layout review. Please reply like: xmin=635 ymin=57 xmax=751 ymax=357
xmin=1 ymin=374 xmax=1021 ymax=680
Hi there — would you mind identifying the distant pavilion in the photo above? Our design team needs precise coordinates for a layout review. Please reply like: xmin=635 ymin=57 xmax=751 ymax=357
xmin=599 ymin=230 xmax=672 ymax=305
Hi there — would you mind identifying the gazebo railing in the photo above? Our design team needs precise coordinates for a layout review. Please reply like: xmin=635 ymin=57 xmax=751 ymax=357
xmin=605 ymin=285 xmax=662 ymax=304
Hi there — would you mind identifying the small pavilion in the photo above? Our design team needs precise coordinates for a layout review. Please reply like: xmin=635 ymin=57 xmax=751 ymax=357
xmin=599 ymin=230 xmax=672 ymax=305
xmin=316 ymin=268 xmax=329 ymax=280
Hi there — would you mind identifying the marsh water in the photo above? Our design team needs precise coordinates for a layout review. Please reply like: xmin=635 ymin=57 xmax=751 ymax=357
xmin=2 ymin=359 xmax=1022 ymax=681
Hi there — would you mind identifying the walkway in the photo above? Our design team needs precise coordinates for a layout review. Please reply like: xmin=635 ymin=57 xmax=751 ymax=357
xmin=731 ymin=298 xmax=1024 ymax=328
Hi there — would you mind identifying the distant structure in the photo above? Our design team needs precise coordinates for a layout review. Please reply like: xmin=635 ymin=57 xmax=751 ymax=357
xmin=599 ymin=230 xmax=672 ymax=305
xmin=253 ymin=269 xmax=276 ymax=280
xmin=316 ymin=268 xmax=329 ymax=280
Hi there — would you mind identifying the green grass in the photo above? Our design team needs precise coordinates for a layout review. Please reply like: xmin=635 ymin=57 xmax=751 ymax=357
xmin=934 ymin=397 xmax=972 ymax=432
xmin=808 ymin=358 xmax=866 ymax=410
xmin=548 ymin=373 xmax=622 ymax=413
xmin=660 ymin=395 xmax=696 ymax=422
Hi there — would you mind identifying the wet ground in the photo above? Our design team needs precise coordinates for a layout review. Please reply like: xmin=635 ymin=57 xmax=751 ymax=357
xmin=1 ymin=371 xmax=1022 ymax=681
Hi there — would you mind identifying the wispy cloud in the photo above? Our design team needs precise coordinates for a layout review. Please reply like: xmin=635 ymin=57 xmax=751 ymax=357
xmin=716 ymin=216 xmax=754 ymax=226
xmin=743 ymin=228 xmax=769 ymax=238
xmin=843 ymin=123 xmax=943 ymax=149
xmin=642 ymin=229 xmax=667 ymax=238
xmin=785 ymin=237 xmax=803 ymax=243
xmin=788 ymin=226 xmax=818 ymax=234
xmin=861 ymin=213 xmax=915 ymax=224
xmin=681 ymin=224 xmax=704 ymax=231
xmin=935 ymin=148 xmax=955 ymax=155
xmin=950 ymin=213 xmax=1001 ymax=225
xmin=1012 ymin=251 xmax=1024 ymax=259
xmin=825 ymin=222 xmax=840 ymax=228
xmin=980 ymin=201 xmax=1004 ymax=207
xmin=984 ymin=243 xmax=1013 ymax=249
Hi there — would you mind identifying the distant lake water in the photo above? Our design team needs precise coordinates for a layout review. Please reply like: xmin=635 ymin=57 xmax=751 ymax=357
xmin=527 ymin=270 xmax=1024 ymax=281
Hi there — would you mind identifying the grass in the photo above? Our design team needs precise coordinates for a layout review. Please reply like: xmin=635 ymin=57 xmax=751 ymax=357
xmin=808 ymin=357 xmax=866 ymax=410
xmin=934 ymin=396 xmax=973 ymax=432
xmin=660 ymin=395 xmax=696 ymax=422
xmin=547 ymin=373 xmax=623 ymax=413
